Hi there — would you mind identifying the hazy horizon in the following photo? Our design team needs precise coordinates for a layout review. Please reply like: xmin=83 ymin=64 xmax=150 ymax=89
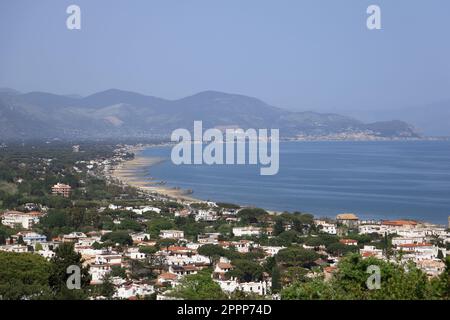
xmin=1 ymin=1 xmax=450 ymax=134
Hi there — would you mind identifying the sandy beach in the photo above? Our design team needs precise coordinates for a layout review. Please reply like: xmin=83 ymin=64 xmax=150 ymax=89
xmin=110 ymin=148 xmax=200 ymax=202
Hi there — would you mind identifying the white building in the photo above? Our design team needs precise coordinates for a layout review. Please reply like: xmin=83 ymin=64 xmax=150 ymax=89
xmin=360 ymin=245 xmax=384 ymax=259
xmin=216 ymin=278 xmax=270 ymax=296
xmin=159 ymin=230 xmax=184 ymax=239
xmin=126 ymin=247 xmax=147 ymax=260
xmin=131 ymin=232 xmax=151 ymax=243
xmin=315 ymin=221 xmax=337 ymax=235
xmin=396 ymin=243 xmax=439 ymax=261
xmin=194 ymin=210 xmax=217 ymax=222
xmin=21 ymin=232 xmax=47 ymax=245
xmin=114 ymin=282 xmax=154 ymax=299
xmin=416 ymin=259 xmax=446 ymax=277
xmin=0 ymin=244 xmax=28 ymax=253
xmin=232 ymin=227 xmax=261 ymax=237
xmin=1 ymin=211 xmax=41 ymax=229
xmin=261 ymin=246 xmax=285 ymax=257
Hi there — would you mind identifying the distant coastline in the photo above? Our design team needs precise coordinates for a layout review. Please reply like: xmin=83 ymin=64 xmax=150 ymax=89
xmin=112 ymin=140 xmax=450 ymax=226
xmin=109 ymin=145 xmax=200 ymax=202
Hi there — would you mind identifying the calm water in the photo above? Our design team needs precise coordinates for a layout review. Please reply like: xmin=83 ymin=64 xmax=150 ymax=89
xmin=141 ymin=141 xmax=450 ymax=224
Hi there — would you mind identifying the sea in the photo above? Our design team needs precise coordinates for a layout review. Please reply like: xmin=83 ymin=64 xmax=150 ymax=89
xmin=140 ymin=141 xmax=450 ymax=225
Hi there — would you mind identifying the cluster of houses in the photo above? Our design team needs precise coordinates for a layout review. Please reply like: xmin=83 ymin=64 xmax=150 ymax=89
xmin=1 ymin=192 xmax=450 ymax=299
xmin=314 ymin=214 xmax=450 ymax=277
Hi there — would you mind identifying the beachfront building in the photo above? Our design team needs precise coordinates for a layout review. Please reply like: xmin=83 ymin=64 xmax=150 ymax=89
xmin=52 ymin=183 xmax=72 ymax=197
xmin=336 ymin=213 xmax=359 ymax=228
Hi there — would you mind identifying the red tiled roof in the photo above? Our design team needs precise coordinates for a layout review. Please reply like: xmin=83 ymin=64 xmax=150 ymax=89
xmin=382 ymin=220 xmax=417 ymax=226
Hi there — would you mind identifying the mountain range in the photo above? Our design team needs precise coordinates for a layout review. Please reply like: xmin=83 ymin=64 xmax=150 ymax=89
xmin=0 ymin=88 xmax=420 ymax=141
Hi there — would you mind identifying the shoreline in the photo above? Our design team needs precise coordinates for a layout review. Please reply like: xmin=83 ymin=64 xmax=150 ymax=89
xmin=110 ymin=146 xmax=200 ymax=202
xmin=109 ymin=143 xmax=449 ymax=226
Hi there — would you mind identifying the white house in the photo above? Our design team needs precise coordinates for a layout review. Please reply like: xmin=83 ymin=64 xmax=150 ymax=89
xmin=0 ymin=244 xmax=28 ymax=253
xmin=131 ymin=232 xmax=151 ymax=243
xmin=314 ymin=220 xmax=337 ymax=235
xmin=126 ymin=247 xmax=147 ymax=260
xmin=194 ymin=210 xmax=217 ymax=222
xmin=114 ymin=282 xmax=154 ymax=299
xmin=1 ymin=211 xmax=42 ymax=229
xmin=360 ymin=245 xmax=384 ymax=259
xmin=396 ymin=243 xmax=439 ymax=261
xmin=20 ymin=232 xmax=47 ymax=245
xmin=95 ymin=252 xmax=122 ymax=266
xmin=160 ymin=230 xmax=184 ymax=239
xmin=416 ymin=259 xmax=446 ymax=277
xmin=232 ymin=227 xmax=261 ymax=237
xmin=261 ymin=246 xmax=285 ymax=257
xmin=215 ymin=278 xmax=270 ymax=296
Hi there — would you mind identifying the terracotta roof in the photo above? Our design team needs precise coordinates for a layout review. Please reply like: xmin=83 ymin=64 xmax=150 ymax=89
xmin=340 ymin=239 xmax=357 ymax=244
xmin=336 ymin=213 xmax=359 ymax=220
xmin=362 ymin=252 xmax=375 ymax=257
xmin=381 ymin=220 xmax=417 ymax=226
xmin=167 ymin=246 xmax=190 ymax=252
xmin=217 ymin=262 xmax=233 ymax=269
xmin=158 ymin=272 xmax=177 ymax=280
xmin=324 ymin=266 xmax=337 ymax=273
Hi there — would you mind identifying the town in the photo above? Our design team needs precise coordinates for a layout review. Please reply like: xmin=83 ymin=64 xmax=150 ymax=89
xmin=0 ymin=142 xmax=449 ymax=300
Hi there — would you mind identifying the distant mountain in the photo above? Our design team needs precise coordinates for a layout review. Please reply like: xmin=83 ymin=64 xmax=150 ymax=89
xmin=0 ymin=89 xmax=420 ymax=141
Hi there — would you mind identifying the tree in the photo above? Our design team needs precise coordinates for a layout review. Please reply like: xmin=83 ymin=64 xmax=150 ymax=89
xmin=228 ymin=259 xmax=263 ymax=282
xmin=326 ymin=242 xmax=358 ymax=257
xmin=101 ymin=231 xmax=133 ymax=246
xmin=197 ymin=244 xmax=226 ymax=264
xmin=49 ymin=242 xmax=91 ymax=299
xmin=97 ymin=274 xmax=116 ymax=299
xmin=138 ymin=246 xmax=158 ymax=255
xmin=273 ymin=218 xmax=284 ymax=236
xmin=281 ymin=253 xmax=437 ymax=300
xmin=0 ymin=251 xmax=52 ymax=300
xmin=111 ymin=265 xmax=127 ymax=279
xmin=171 ymin=269 xmax=227 ymax=300
xmin=237 ymin=208 xmax=268 ymax=225
xmin=276 ymin=247 xmax=319 ymax=268
xmin=271 ymin=266 xmax=281 ymax=293
xmin=35 ymin=242 xmax=43 ymax=251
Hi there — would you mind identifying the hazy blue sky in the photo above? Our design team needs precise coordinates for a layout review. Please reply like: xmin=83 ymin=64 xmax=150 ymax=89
xmin=1 ymin=0 xmax=449 ymax=113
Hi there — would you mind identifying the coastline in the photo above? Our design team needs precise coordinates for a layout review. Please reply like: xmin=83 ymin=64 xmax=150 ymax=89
xmin=110 ymin=146 xmax=200 ymax=202
xmin=108 ymin=142 xmax=450 ymax=225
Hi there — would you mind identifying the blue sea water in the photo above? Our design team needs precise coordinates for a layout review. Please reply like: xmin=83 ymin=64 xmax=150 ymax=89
xmin=141 ymin=141 xmax=450 ymax=224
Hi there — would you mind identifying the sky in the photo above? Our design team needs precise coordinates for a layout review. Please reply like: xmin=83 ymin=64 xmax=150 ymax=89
xmin=1 ymin=0 xmax=450 ymax=114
